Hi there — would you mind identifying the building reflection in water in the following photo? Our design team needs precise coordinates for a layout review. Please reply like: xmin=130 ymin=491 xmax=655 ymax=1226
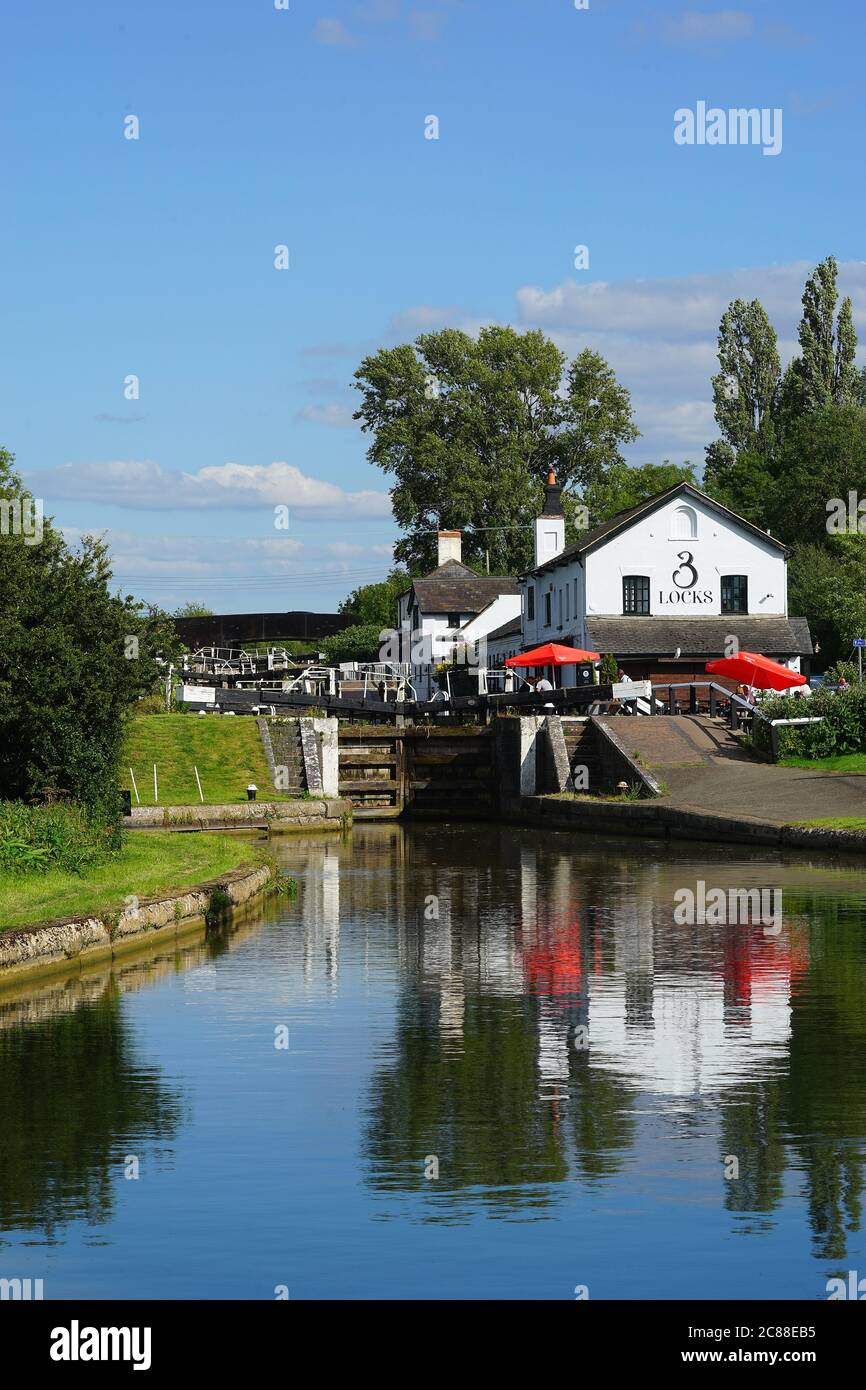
xmin=308 ymin=823 xmax=863 ymax=1254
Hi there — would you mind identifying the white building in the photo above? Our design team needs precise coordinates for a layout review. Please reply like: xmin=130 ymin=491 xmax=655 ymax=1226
xmin=517 ymin=476 xmax=811 ymax=685
xmin=396 ymin=531 xmax=520 ymax=699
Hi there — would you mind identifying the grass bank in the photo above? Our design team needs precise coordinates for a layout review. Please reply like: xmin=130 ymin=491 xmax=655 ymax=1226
xmin=0 ymin=830 xmax=270 ymax=931
xmin=780 ymin=753 xmax=866 ymax=774
xmin=789 ymin=817 xmax=866 ymax=831
xmin=123 ymin=715 xmax=291 ymax=806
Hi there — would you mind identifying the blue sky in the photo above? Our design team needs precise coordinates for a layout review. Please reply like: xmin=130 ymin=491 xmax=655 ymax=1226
xmin=3 ymin=0 xmax=864 ymax=611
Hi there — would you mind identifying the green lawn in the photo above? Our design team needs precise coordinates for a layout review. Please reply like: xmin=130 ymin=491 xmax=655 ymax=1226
xmin=788 ymin=817 xmax=866 ymax=831
xmin=123 ymin=715 xmax=288 ymax=806
xmin=780 ymin=753 xmax=866 ymax=773
xmin=0 ymin=831 xmax=268 ymax=931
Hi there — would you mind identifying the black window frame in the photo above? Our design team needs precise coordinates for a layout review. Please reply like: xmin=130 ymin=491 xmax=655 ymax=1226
xmin=544 ymin=591 xmax=552 ymax=627
xmin=721 ymin=575 xmax=748 ymax=614
xmin=623 ymin=575 xmax=650 ymax=616
xmin=527 ymin=586 xmax=535 ymax=621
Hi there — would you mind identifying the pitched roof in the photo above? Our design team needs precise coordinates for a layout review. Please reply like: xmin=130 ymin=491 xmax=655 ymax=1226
xmin=484 ymin=615 xmax=522 ymax=644
xmin=585 ymin=616 xmax=813 ymax=657
xmin=409 ymin=560 xmax=519 ymax=614
xmin=527 ymin=482 xmax=789 ymax=578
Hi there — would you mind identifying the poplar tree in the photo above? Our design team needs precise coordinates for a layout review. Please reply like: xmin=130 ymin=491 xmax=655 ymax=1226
xmin=782 ymin=256 xmax=859 ymax=416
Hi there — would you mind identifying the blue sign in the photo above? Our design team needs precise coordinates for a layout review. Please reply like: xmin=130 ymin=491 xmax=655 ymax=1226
xmin=855 ymin=639 xmax=866 ymax=648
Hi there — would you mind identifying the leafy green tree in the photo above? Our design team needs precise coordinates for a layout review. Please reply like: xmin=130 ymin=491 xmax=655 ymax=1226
xmin=339 ymin=568 xmax=412 ymax=628
xmin=782 ymin=257 xmax=859 ymax=418
xmin=353 ymin=326 xmax=638 ymax=575
xmin=583 ymin=460 xmax=696 ymax=524
xmin=767 ymin=404 xmax=866 ymax=545
xmin=320 ymin=624 xmax=384 ymax=664
xmin=0 ymin=447 xmax=182 ymax=815
xmin=713 ymin=299 xmax=781 ymax=455
xmin=173 ymin=601 xmax=214 ymax=617
xmin=788 ymin=536 xmax=866 ymax=668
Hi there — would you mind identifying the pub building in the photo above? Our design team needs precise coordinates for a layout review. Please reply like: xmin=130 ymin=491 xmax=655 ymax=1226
xmin=486 ymin=475 xmax=812 ymax=687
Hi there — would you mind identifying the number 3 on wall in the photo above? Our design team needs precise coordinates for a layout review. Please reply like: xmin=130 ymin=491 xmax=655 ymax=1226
xmin=672 ymin=551 xmax=697 ymax=589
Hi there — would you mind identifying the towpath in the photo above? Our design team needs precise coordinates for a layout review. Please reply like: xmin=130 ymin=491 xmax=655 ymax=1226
xmin=601 ymin=716 xmax=866 ymax=825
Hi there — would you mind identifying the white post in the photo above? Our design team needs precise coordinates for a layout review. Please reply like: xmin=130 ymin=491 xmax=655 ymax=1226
xmin=194 ymin=765 xmax=204 ymax=803
xmin=129 ymin=768 xmax=140 ymax=805
xmin=153 ymin=763 xmax=158 ymax=803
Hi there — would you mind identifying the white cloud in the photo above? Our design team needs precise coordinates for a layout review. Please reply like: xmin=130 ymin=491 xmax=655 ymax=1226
xmin=662 ymin=9 xmax=754 ymax=45
xmin=356 ymin=0 xmax=402 ymax=19
xmin=516 ymin=260 xmax=866 ymax=462
xmin=294 ymin=402 xmax=358 ymax=428
xmin=518 ymin=262 xmax=866 ymax=342
xmin=409 ymin=8 xmax=447 ymax=42
xmin=59 ymin=528 xmax=396 ymax=605
xmin=25 ymin=458 xmax=391 ymax=517
xmin=315 ymin=18 xmax=363 ymax=48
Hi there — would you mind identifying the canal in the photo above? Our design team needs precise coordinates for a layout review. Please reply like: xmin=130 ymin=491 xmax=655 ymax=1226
xmin=2 ymin=822 xmax=866 ymax=1300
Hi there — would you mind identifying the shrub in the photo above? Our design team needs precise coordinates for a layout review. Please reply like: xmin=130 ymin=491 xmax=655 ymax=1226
xmin=762 ymin=683 xmax=866 ymax=759
xmin=0 ymin=802 xmax=116 ymax=876
xmin=598 ymin=653 xmax=619 ymax=685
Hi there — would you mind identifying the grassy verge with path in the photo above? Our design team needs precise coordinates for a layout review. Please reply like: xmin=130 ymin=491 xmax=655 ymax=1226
xmin=780 ymin=753 xmax=866 ymax=774
xmin=0 ymin=831 xmax=270 ymax=931
xmin=123 ymin=714 xmax=292 ymax=806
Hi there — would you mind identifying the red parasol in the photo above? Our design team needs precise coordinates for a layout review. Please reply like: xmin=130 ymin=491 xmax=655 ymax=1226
xmin=505 ymin=642 xmax=600 ymax=668
xmin=705 ymin=652 xmax=806 ymax=691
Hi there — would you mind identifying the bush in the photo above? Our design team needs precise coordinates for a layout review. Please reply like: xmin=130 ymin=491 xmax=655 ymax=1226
xmin=0 ymin=802 xmax=117 ymax=876
xmin=320 ymin=623 xmax=383 ymax=664
xmin=599 ymin=653 xmax=619 ymax=684
xmin=762 ymin=683 xmax=866 ymax=759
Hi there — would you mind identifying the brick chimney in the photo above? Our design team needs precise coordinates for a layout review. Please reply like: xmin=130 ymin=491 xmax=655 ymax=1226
xmin=437 ymin=530 xmax=462 ymax=566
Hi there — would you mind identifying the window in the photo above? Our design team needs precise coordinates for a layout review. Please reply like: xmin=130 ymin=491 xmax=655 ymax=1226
xmin=527 ymin=586 xmax=535 ymax=621
xmin=721 ymin=575 xmax=748 ymax=614
xmin=623 ymin=575 xmax=650 ymax=616
xmin=544 ymin=591 xmax=552 ymax=626
xmin=447 ymin=612 xmax=462 ymax=628
xmin=671 ymin=505 xmax=697 ymax=539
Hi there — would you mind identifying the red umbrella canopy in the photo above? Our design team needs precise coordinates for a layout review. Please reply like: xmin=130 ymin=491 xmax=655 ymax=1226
xmin=505 ymin=642 xmax=601 ymax=668
xmin=705 ymin=652 xmax=807 ymax=690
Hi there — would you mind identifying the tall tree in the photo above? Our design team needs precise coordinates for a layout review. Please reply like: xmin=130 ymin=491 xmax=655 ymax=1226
xmin=0 ymin=447 xmax=181 ymax=813
xmin=339 ymin=568 xmax=413 ymax=628
xmin=703 ymin=299 xmax=781 ymax=514
xmin=711 ymin=299 xmax=781 ymax=455
xmin=583 ymin=460 xmax=696 ymax=524
xmin=353 ymin=326 xmax=638 ymax=574
xmin=783 ymin=256 xmax=859 ymax=417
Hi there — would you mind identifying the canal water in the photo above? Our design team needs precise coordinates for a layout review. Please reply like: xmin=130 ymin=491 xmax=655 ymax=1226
xmin=2 ymin=822 xmax=866 ymax=1300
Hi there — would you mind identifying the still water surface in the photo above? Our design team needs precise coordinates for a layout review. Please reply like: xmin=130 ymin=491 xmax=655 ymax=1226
xmin=2 ymin=823 xmax=866 ymax=1299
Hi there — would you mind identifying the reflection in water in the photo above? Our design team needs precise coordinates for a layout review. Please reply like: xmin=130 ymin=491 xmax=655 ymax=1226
xmin=1 ymin=824 xmax=865 ymax=1296
xmin=0 ymin=913 xmax=261 ymax=1237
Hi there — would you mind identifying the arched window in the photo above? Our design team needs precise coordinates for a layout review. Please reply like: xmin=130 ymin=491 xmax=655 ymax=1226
xmin=671 ymin=505 xmax=697 ymax=539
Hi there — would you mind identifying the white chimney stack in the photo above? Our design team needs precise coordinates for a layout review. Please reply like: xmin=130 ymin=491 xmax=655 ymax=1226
xmin=437 ymin=530 xmax=462 ymax=566
xmin=534 ymin=469 xmax=565 ymax=568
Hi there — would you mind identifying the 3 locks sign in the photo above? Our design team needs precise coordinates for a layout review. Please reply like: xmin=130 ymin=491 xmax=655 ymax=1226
xmin=657 ymin=551 xmax=714 ymax=606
